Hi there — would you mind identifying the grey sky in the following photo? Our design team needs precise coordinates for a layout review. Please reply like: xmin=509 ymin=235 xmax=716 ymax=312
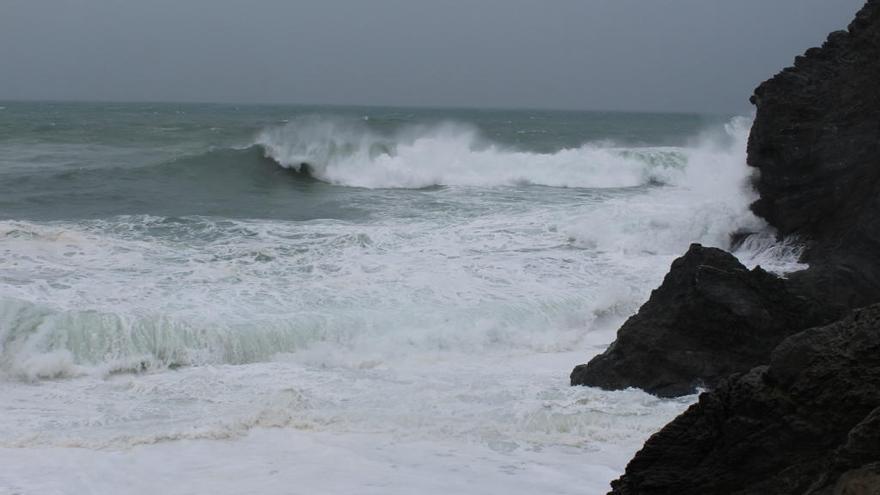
xmin=0 ymin=0 xmax=866 ymax=113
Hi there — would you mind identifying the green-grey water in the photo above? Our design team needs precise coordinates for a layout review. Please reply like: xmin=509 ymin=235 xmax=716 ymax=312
xmin=0 ymin=102 xmax=726 ymax=220
xmin=0 ymin=101 xmax=782 ymax=495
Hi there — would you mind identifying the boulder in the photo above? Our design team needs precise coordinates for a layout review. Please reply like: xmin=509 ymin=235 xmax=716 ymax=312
xmin=608 ymin=303 xmax=880 ymax=494
xmin=570 ymin=244 xmax=834 ymax=397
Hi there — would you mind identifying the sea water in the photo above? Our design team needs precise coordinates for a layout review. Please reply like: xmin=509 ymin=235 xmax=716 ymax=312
xmin=0 ymin=102 xmax=803 ymax=494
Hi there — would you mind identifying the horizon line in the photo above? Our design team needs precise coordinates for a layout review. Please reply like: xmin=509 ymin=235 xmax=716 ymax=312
xmin=0 ymin=96 xmax=740 ymax=118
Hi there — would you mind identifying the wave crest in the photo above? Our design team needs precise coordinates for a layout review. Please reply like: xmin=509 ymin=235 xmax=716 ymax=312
xmin=255 ymin=116 xmax=688 ymax=189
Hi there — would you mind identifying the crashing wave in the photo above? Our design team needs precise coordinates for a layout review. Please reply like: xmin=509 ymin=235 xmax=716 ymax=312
xmin=0 ymin=115 xmax=805 ymax=382
xmin=255 ymin=115 xmax=689 ymax=189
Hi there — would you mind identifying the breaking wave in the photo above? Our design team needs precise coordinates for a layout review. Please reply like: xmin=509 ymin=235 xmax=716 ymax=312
xmin=0 ymin=114 xmax=800 ymax=383
xmin=255 ymin=116 xmax=691 ymax=189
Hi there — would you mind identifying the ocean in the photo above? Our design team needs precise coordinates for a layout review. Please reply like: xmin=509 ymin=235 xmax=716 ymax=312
xmin=0 ymin=102 xmax=801 ymax=494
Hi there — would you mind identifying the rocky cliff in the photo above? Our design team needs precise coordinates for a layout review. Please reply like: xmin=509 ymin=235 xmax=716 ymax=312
xmin=609 ymin=304 xmax=880 ymax=495
xmin=593 ymin=1 xmax=880 ymax=493
xmin=572 ymin=0 xmax=880 ymax=398
xmin=749 ymin=0 xmax=880 ymax=309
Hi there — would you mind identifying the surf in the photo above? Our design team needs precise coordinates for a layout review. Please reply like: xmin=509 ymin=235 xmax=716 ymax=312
xmin=255 ymin=115 xmax=691 ymax=189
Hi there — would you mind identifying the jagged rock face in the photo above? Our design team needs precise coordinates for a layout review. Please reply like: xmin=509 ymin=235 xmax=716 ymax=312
xmin=748 ymin=0 xmax=880 ymax=307
xmin=608 ymin=303 xmax=880 ymax=495
xmin=570 ymin=244 xmax=834 ymax=398
xmin=583 ymin=3 xmax=880 ymax=491
xmin=572 ymin=0 xmax=880 ymax=399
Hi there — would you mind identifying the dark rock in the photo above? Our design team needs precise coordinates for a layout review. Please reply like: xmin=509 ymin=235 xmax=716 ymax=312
xmin=609 ymin=303 xmax=880 ymax=495
xmin=588 ymin=2 xmax=880 ymax=493
xmin=833 ymin=464 xmax=880 ymax=495
xmin=748 ymin=0 xmax=880 ymax=309
xmin=570 ymin=244 xmax=835 ymax=397
xmin=572 ymin=0 xmax=880 ymax=398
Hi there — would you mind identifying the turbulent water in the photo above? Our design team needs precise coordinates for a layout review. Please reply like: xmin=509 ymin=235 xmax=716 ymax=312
xmin=0 ymin=102 xmax=802 ymax=494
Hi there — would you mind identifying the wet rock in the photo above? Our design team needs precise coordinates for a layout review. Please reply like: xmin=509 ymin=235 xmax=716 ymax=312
xmin=587 ymin=2 xmax=880 ymax=492
xmin=570 ymin=244 xmax=834 ymax=397
xmin=609 ymin=303 xmax=880 ymax=494
xmin=748 ymin=0 xmax=880 ymax=308
xmin=573 ymin=0 xmax=880 ymax=397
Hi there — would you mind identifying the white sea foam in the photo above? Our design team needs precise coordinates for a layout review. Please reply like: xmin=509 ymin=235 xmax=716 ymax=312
xmin=256 ymin=115 xmax=802 ymax=267
xmin=731 ymin=231 xmax=808 ymax=274
xmin=0 ymin=117 xmax=805 ymax=380
xmin=562 ymin=116 xmax=773 ymax=257
xmin=257 ymin=116 xmax=687 ymax=189
xmin=0 ymin=114 xmax=808 ymax=494
xmin=0 ymin=351 xmax=694 ymax=495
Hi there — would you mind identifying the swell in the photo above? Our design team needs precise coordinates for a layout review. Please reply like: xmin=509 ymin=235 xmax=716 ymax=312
xmin=0 ymin=145 xmax=339 ymax=222
xmin=0 ymin=296 xmax=323 ymax=380
xmin=0 ymin=292 xmax=621 ymax=382
xmin=1 ymin=145 xmax=311 ymax=185
xmin=2 ymin=116 xmax=732 ymax=201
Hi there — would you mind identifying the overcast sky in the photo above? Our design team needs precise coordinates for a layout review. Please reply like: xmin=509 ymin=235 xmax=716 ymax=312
xmin=0 ymin=0 xmax=866 ymax=113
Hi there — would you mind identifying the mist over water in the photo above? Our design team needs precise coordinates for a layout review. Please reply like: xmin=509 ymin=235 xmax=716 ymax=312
xmin=0 ymin=102 xmax=799 ymax=494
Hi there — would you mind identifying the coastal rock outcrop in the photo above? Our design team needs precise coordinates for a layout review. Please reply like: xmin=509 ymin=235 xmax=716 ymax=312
xmin=608 ymin=303 xmax=880 ymax=495
xmin=573 ymin=0 xmax=880 ymax=398
xmin=578 ymin=1 xmax=880 ymax=492
xmin=570 ymin=244 xmax=833 ymax=397
xmin=748 ymin=0 xmax=880 ymax=309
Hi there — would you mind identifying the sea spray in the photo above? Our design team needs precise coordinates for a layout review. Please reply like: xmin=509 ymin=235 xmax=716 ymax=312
xmin=256 ymin=115 xmax=688 ymax=189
